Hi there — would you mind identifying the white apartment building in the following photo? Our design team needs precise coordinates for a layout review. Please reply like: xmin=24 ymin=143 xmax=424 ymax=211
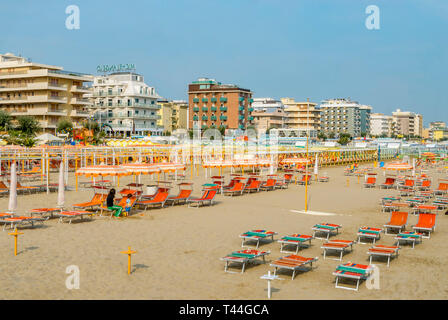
xmin=320 ymin=98 xmax=371 ymax=137
xmin=252 ymin=97 xmax=284 ymax=113
xmin=370 ymin=113 xmax=393 ymax=137
xmin=89 ymin=72 xmax=162 ymax=137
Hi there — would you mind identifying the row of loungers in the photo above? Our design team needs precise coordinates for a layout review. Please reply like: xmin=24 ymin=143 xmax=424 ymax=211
xmin=222 ymin=213 xmax=437 ymax=290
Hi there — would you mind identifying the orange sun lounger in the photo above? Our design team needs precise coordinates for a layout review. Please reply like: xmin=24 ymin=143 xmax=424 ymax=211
xmin=321 ymin=239 xmax=355 ymax=261
xmin=30 ymin=208 xmax=62 ymax=218
xmin=333 ymin=263 xmax=374 ymax=291
xmin=0 ymin=215 xmax=47 ymax=230
xmin=367 ymin=245 xmax=400 ymax=267
xmin=187 ymin=188 xmax=217 ymax=208
xmin=412 ymin=213 xmax=436 ymax=238
xmin=364 ymin=177 xmax=376 ymax=188
xmin=220 ymin=249 xmax=270 ymax=273
xmin=380 ymin=177 xmax=396 ymax=189
xmin=240 ymin=230 xmax=277 ymax=249
xmin=165 ymin=187 xmax=192 ymax=206
xmin=270 ymin=255 xmax=318 ymax=280
xmin=137 ymin=189 xmax=169 ymax=210
xmin=223 ymin=182 xmax=245 ymax=196
xmin=278 ymin=234 xmax=314 ymax=254
xmin=383 ymin=211 xmax=408 ymax=235
xmin=55 ymin=210 xmax=94 ymax=224
xmin=73 ymin=193 xmax=107 ymax=211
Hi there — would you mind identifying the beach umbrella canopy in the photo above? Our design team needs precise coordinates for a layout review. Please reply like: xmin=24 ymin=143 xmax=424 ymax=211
xmin=57 ymin=161 xmax=65 ymax=208
xmin=279 ymin=158 xmax=311 ymax=165
xmin=383 ymin=162 xmax=413 ymax=171
xmin=122 ymin=163 xmax=161 ymax=175
xmin=157 ymin=163 xmax=186 ymax=173
xmin=76 ymin=164 xmax=130 ymax=177
xmin=8 ymin=162 xmax=17 ymax=213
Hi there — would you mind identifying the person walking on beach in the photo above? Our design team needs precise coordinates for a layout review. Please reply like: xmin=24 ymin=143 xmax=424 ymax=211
xmin=107 ymin=189 xmax=122 ymax=217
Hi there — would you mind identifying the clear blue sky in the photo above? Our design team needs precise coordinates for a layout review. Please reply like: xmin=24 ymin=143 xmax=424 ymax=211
xmin=1 ymin=0 xmax=447 ymax=126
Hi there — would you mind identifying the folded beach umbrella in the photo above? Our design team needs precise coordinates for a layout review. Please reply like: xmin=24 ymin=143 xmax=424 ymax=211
xmin=8 ymin=162 xmax=17 ymax=214
xmin=57 ymin=161 xmax=65 ymax=208
xmin=314 ymin=154 xmax=319 ymax=175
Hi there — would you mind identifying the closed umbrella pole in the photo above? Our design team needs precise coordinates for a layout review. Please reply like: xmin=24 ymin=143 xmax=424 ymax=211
xmin=8 ymin=162 xmax=17 ymax=214
xmin=57 ymin=161 xmax=65 ymax=208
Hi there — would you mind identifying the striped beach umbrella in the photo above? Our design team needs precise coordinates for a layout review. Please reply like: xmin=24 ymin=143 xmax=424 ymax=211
xmin=122 ymin=163 xmax=161 ymax=175
xmin=76 ymin=164 xmax=130 ymax=177
xmin=279 ymin=158 xmax=311 ymax=165
xmin=382 ymin=162 xmax=413 ymax=171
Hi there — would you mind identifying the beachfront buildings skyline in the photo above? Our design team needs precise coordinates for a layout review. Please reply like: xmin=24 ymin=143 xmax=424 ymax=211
xmin=187 ymin=78 xmax=254 ymax=130
xmin=0 ymin=53 xmax=92 ymax=133
xmin=319 ymin=98 xmax=372 ymax=137
xmin=88 ymin=72 xmax=162 ymax=137
xmin=251 ymin=98 xmax=286 ymax=132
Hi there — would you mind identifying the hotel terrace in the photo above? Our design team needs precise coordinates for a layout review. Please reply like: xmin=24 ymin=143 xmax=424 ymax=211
xmin=0 ymin=53 xmax=92 ymax=133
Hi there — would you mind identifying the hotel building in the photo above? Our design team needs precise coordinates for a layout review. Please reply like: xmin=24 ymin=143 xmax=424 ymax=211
xmin=319 ymin=98 xmax=371 ymax=137
xmin=251 ymin=98 xmax=286 ymax=132
xmin=281 ymin=98 xmax=320 ymax=131
xmin=0 ymin=53 xmax=92 ymax=133
xmin=370 ymin=113 xmax=393 ymax=137
xmin=187 ymin=78 xmax=253 ymax=130
xmin=391 ymin=109 xmax=423 ymax=137
xmin=157 ymin=99 xmax=189 ymax=133
xmin=88 ymin=72 xmax=161 ymax=137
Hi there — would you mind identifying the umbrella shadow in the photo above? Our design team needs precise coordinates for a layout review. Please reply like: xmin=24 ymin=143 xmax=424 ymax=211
xmin=132 ymin=264 xmax=149 ymax=273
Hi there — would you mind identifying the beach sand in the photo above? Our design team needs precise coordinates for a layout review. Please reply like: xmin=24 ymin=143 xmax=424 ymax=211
xmin=1 ymin=164 xmax=447 ymax=300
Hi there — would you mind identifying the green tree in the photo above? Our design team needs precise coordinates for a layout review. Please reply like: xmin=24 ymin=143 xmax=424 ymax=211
xmin=57 ymin=118 xmax=73 ymax=137
xmin=16 ymin=116 xmax=41 ymax=136
xmin=0 ymin=110 xmax=12 ymax=132
xmin=328 ymin=132 xmax=336 ymax=139
xmin=338 ymin=133 xmax=351 ymax=145
xmin=317 ymin=132 xmax=327 ymax=141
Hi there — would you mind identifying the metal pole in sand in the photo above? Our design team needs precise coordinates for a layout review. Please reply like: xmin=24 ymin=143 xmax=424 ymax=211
xmin=121 ymin=246 xmax=137 ymax=275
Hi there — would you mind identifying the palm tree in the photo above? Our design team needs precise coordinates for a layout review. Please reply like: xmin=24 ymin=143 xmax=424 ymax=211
xmin=0 ymin=110 xmax=12 ymax=132
xmin=16 ymin=116 xmax=41 ymax=136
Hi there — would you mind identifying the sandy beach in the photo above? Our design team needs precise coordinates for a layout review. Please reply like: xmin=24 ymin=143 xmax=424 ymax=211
xmin=1 ymin=164 xmax=447 ymax=300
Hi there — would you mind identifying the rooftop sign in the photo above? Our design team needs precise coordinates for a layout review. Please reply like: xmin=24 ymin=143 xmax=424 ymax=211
xmin=97 ymin=64 xmax=136 ymax=73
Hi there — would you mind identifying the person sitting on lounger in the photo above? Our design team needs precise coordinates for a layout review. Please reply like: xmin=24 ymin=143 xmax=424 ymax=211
xmin=107 ymin=189 xmax=122 ymax=217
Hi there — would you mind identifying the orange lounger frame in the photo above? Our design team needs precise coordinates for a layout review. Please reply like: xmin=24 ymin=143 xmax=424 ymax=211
xmin=137 ymin=190 xmax=169 ymax=210
xmin=270 ymin=255 xmax=318 ymax=280
xmin=383 ymin=211 xmax=408 ymax=235
xmin=73 ymin=193 xmax=107 ymax=210
xmin=187 ymin=189 xmax=217 ymax=208
xmin=55 ymin=211 xmax=93 ymax=224
xmin=364 ymin=177 xmax=376 ymax=188
xmin=412 ymin=213 xmax=436 ymax=238
xmin=223 ymin=182 xmax=244 ymax=196
xmin=321 ymin=240 xmax=355 ymax=261
xmin=367 ymin=245 xmax=400 ymax=267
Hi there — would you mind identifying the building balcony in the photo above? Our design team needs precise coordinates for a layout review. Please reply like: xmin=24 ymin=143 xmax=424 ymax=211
xmin=0 ymin=82 xmax=67 ymax=92
xmin=220 ymin=106 xmax=227 ymax=112
xmin=238 ymin=106 xmax=245 ymax=112
xmin=71 ymin=85 xmax=91 ymax=93
xmin=220 ymin=116 xmax=228 ymax=121
xmin=193 ymin=115 xmax=199 ymax=121
xmin=193 ymin=98 xmax=199 ymax=103
xmin=0 ymin=95 xmax=68 ymax=104
xmin=220 ymin=97 xmax=227 ymax=102
xmin=211 ymin=106 xmax=217 ymax=112
xmin=201 ymin=116 xmax=208 ymax=121
xmin=239 ymin=115 xmax=245 ymax=121
xmin=211 ymin=97 xmax=217 ymax=103
xmin=202 ymin=107 xmax=208 ymax=112
xmin=248 ymin=107 xmax=254 ymax=112
xmin=193 ymin=107 xmax=200 ymax=112
xmin=201 ymin=98 xmax=208 ymax=103
xmin=70 ymin=97 xmax=92 ymax=105
xmin=249 ymin=98 xmax=254 ymax=103
xmin=211 ymin=116 xmax=217 ymax=121
xmin=70 ymin=110 xmax=90 ymax=117
xmin=238 ymin=97 xmax=244 ymax=102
